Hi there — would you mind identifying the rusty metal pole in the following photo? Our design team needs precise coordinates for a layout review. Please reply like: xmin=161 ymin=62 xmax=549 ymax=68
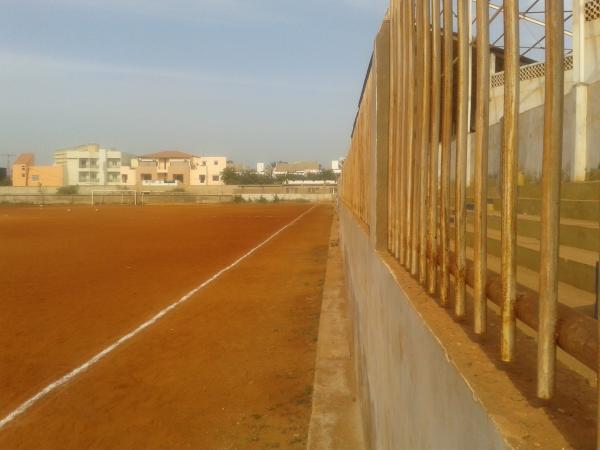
xmin=399 ymin=0 xmax=408 ymax=267
xmin=388 ymin=0 xmax=397 ymax=256
xmin=418 ymin=0 xmax=432 ymax=285
xmin=396 ymin=0 xmax=406 ymax=265
xmin=501 ymin=0 xmax=520 ymax=362
xmin=394 ymin=0 xmax=402 ymax=261
xmin=439 ymin=0 xmax=453 ymax=307
xmin=404 ymin=0 xmax=416 ymax=270
xmin=395 ymin=0 xmax=404 ymax=262
xmin=455 ymin=0 xmax=469 ymax=318
xmin=411 ymin=0 xmax=422 ymax=276
xmin=473 ymin=0 xmax=490 ymax=334
xmin=537 ymin=0 xmax=564 ymax=400
xmin=428 ymin=0 xmax=441 ymax=294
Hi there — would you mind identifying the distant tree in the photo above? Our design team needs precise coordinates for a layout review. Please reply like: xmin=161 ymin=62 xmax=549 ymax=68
xmin=221 ymin=167 xmax=238 ymax=185
xmin=222 ymin=167 xmax=278 ymax=185
xmin=57 ymin=185 xmax=79 ymax=195
xmin=284 ymin=170 xmax=337 ymax=182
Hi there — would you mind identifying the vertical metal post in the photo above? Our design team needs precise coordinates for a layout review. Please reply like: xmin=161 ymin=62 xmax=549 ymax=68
xmin=411 ymin=0 xmax=421 ymax=276
xmin=387 ymin=0 xmax=396 ymax=253
xmin=440 ymin=0 xmax=453 ymax=307
xmin=473 ymin=0 xmax=490 ymax=334
xmin=391 ymin=0 xmax=398 ymax=259
xmin=501 ymin=0 xmax=520 ymax=362
xmin=428 ymin=0 xmax=441 ymax=295
xmin=404 ymin=0 xmax=416 ymax=270
xmin=537 ymin=0 xmax=564 ymax=400
xmin=455 ymin=0 xmax=469 ymax=318
xmin=395 ymin=0 xmax=403 ymax=261
xmin=388 ymin=73 xmax=394 ymax=252
xmin=397 ymin=0 xmax=407 ymax=265
xmin=418 ymin=0 xmax=432 ymax=286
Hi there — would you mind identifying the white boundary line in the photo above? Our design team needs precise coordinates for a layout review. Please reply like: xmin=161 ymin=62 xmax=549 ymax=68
xmin=0 ymin=204 xmax=318 ymax=430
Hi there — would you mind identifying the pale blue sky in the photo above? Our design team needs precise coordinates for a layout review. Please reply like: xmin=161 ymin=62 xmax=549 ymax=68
xmin=0 ymin=0 xmax=388 ymax=165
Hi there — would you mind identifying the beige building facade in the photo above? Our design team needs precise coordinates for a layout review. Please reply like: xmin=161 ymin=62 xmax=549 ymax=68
xmin=12 ymin=153 xmax=64 ymax=187
xmin=136 ymin=151 xmax=226 ymax=186
xmin=54 ymin=144 xmax=135 ymax=186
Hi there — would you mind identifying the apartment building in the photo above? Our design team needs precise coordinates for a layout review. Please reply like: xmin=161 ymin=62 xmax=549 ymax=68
xmin=12 ymin=153 xmax=64 ymax=187
xmin=54 ymin=144 xmax=135 ymax=186
xmin=136 ymin=151 xmax=226 ymax=186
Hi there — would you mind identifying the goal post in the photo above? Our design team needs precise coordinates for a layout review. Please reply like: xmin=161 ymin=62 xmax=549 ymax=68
xmin=91 ymin=190 xmax=138 ymax=206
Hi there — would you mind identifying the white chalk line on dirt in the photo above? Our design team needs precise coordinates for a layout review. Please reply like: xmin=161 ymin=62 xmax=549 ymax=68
xmin=0 ymin=205 xmax=318 ymax=430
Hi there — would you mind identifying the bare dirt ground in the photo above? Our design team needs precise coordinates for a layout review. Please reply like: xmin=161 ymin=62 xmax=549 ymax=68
xmin=0 ymin=203 xmax=333 ymax=449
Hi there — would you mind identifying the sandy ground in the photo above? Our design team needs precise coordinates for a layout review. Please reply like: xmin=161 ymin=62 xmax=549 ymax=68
xmin=0 ymin=203 xmax=333 ymax=449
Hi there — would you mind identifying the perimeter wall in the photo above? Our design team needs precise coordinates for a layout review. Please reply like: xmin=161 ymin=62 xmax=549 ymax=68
xmin=338 ymin=19 xmax=510 ymax=449
xmin=339 ymin=205 xmax=509 ymax=449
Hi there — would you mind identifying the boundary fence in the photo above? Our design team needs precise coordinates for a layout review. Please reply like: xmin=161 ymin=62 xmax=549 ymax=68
xmin=340 ymin=0 xmax=599 ymax=442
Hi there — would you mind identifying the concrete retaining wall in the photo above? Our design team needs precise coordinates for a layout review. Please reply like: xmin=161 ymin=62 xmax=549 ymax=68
xmin=339 ymin=205 xmax=509 ymax=450
xmin=0 ymin=184 xmax=337 ymax=195
xmin=0 ymin=192 xmax=334 ymax=205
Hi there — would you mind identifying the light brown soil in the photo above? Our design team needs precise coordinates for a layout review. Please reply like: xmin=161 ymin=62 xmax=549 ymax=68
xmin=0 ymin=203 xmax=333 ymax=449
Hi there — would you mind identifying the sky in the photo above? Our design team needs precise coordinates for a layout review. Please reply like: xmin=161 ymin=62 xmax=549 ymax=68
xmin=0 ymin=0 xmax=389 ymax=166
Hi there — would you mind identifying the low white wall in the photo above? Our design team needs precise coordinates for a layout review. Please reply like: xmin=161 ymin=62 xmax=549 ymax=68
xmin=240 ymin=193 xmax=334 ymax=202
xmin=340 ymin=205 xmax=509 ymax=450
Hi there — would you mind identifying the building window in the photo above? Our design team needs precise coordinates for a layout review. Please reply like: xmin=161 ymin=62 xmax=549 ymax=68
xmin=201 ymin=161 xmax=206 ymax=166
xmin=89 ymin=159 xmax=99 ymax=169
xmin=89 ymin=172 xmax=98 ymax=183
xmin=212 ymin=175 xmax=219 ymax=182
xmin=199 ymin=175 xmax=206 ymax=183
xmin=122 ymin=174 xmax=128 ymax=183
xmin=79 ymin=159 xmax=88 ymax=169
xmin=107 ymin=173 xmax=118 ymax=182
xmin=79 ymin=172 xmax=89 ymax=182
xmin=173 ymin=174 xmax=184 ymax=183
xmin=213 ymin=160 xmax=218 ymax=165
xmin=107 ymin=158 xmax=120 ymax=168
xmin=141 ymin=174 xmax=152 ymax=181
xmin=31 ymin=175 xmax=39 ymax=182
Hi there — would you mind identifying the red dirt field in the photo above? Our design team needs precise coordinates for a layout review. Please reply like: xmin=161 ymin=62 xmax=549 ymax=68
xmin=0 ymin=203 xmax=333 ymax=449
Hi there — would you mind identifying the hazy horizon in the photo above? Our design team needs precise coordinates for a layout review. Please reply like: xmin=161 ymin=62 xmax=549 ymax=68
xmin=0 ymin=0 xmax=388 ymax=167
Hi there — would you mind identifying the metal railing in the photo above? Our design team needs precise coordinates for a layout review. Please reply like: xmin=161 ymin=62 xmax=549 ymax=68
xmin=341 ymin=0 xmax=598 ymax=442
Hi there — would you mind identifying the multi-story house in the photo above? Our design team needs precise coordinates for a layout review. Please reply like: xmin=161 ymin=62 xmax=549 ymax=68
xmin=54 ymin=144 xmax=135 ymax=186
xmin=11 ymin=153 xmax=64 ymax=187
xmin=135 ymin=151 xmax=226 ymax=186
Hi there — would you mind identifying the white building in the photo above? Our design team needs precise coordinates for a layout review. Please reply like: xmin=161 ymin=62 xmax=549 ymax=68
xmin=256 ymin=162 xmax=266 ymax=174
xmin=272 ymin=161 xmax=321 ymax=177
xmin=332 ymin=160 xmax=341 ymax=174
xmin=54 ymin=144 xmax=136 ymax=186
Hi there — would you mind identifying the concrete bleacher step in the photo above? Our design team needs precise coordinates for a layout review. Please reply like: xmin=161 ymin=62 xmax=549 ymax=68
xmin=466 ymin=210 xmax=599 ymax=253
xmin=459 ymin=244 xmax=597 ymax=317
xmin=449 ymin=220 xmax=598 ymax=294
xmin=490 ymin=197 xmax=599 ymax=222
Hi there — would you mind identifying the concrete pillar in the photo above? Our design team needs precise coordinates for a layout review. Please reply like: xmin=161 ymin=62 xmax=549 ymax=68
xmin=370 ymin=19 xmax=391 ymax=251
xmin=573 ymin=0 xmax=588 ymax=181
